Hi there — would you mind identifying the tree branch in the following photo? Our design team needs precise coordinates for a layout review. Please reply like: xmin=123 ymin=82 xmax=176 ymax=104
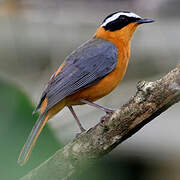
xmin=21 ymin=66 xmax=180 ymax=180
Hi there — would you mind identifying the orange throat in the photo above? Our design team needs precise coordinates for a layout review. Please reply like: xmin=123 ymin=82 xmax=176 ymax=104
xmin=95 ymin=22 xmax=139 ymax=83
xmin=95 ymin=22 xmax=139 ymax=44
xmin=67 ymin=23 xmax=139 ymax=105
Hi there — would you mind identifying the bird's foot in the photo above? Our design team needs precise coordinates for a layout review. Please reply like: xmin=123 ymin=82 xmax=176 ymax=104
xmin=100 ymin=110 xmax=115 ymax=122
xmin=76 ymin=129 xmax=86 ymax=138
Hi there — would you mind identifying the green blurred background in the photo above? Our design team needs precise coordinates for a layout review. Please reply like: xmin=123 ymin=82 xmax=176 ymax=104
xmin=0 ymin=0 xmax=180 ymax=179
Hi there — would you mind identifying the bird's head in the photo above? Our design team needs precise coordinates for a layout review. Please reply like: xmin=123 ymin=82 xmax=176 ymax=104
xmin=95 ymin=11 xmax=154 ymax=43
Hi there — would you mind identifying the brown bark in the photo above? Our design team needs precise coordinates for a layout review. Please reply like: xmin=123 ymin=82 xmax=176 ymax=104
xmin=21 ymin=66 xmax=180 ymax=180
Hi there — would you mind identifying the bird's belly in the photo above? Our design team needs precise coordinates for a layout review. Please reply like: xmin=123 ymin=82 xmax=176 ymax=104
xmin=66 ymin=55 xmax=129 ymax=105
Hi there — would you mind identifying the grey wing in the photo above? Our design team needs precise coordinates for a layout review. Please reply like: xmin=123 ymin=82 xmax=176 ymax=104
xmin=35 ymin=38 xmax=118 ymax=113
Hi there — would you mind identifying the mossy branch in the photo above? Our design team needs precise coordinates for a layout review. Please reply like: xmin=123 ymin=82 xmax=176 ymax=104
xmin=21 ymin=66 xmax=180 ymax=180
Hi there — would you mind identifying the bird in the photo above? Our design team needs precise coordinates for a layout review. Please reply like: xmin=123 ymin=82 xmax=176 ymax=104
xmin=18 ymin=11 xmax=154 ymax=165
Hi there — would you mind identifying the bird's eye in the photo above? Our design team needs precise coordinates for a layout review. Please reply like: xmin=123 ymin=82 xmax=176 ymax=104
xmin=120 ymin=16 xmax=126 ymax=20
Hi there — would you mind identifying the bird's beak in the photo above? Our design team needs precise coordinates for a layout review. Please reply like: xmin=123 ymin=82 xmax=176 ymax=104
xmin=136 ymin=18 xmax=155 ymax=24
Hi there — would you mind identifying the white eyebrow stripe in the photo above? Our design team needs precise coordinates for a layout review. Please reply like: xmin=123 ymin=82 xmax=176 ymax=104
xmin=101 ymin=12 xmax=141 ymax=27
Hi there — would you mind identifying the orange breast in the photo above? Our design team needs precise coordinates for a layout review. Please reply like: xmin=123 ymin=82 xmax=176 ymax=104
xmin=40 ymin=23 xmax=138 ymax=118
xmin=66 ymin=40 xmax=130 ymax=105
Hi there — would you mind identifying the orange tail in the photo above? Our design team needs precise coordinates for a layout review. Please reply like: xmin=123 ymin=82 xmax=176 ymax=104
xmin=17 ymin=113 xmax=49 ymax=166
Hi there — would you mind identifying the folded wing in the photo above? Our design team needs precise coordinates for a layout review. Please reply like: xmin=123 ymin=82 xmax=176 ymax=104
xmin=35 ymin=38 xmax=118 ymax=113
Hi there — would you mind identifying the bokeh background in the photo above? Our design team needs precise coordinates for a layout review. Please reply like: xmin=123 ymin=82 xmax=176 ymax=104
xmin=0 ymin=0 xmax=180 ymax=179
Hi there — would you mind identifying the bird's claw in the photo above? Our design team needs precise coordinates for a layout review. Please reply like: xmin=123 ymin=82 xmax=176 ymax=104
xmin=100 ymin=110 xmax=114 ymax=122
xmin=75 ymin=129 xmax=86 ymax=138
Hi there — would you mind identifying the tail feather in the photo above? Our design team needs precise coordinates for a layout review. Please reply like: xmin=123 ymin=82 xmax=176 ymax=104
xmin=17 ymin=113 xmax=49 ymax=166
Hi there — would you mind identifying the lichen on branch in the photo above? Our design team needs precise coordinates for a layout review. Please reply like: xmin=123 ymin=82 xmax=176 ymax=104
xmin=21 ymin=66 xmax=180 ymax=180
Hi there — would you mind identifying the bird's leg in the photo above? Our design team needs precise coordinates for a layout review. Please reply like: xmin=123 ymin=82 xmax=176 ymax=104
xmin=80 ymin=99 xmax=115 ymax=113
xmin=68 ymin=105 xmax=85 ymax=133
xmin=80 ymin=99 xmax=114 ymax=122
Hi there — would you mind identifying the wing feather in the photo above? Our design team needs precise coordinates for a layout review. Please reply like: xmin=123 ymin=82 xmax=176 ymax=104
xmin=35 ymin=38 xmax=118 ymax=113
